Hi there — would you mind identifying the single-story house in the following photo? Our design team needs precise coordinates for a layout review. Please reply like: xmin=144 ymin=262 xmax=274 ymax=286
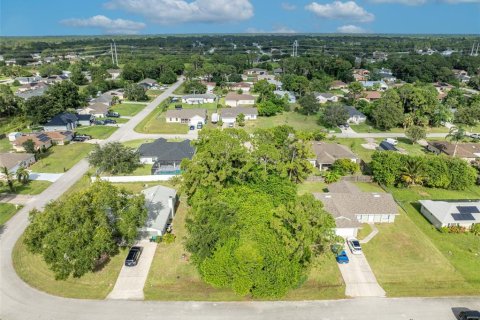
xmin=79 ymin=102 xmax=110 ymax=118
xmin=0 ymin=153 xmax=36 ymax=175
xmin=419 ymin=200 xmax=480 ymax=230
xmin=273 ymin=68 xmax=283 ymax=76
xmin=244 ymin=68 xmax=267 ymax=76
xmin=8 ymin=132 xmax=22 ymax=142
xmin=359 ymin=81 xmax=388 ymax=91
xmin=138 ymin=78 xmax=159 ymax=90
xmin=353 ymin=69 xmax=370 ymax=81
xmin=91 ymin=93 xmax=114 ymax=106
xmin=17 ymin=81 xmax=48 ymax=93
xmin=141 ymin=185 xmax=177 ymax=237
xmin=43 ymin=113 xmax=80 ymax=132
xmin=13 ymin=133 xmax=52 ymax=152
xmin=230 ymin=82 xmax=252 ymax=93
xmin=267 ymin=79 xmax=283 ymax=90
xmin=201 ymin=81 xmax=216 ymax=93
xmin=107 ymin=69 xmax=122 ymax=80
xmin=310 ymin=142 xmax=359 ymax=170
xmin=361 ymin=91 xmax=382 ymax=102
xmin=329 ymin=80 xmax=347 ymax=90
xmin=225 ymin=93 xmax=255 ymax=107
xmin=14 ymin=76 xmax=42 ymax=85
xmin=426 ymin=141 xmax=480 ymax=162
xmin=220 ymin=107 xmax=258 ymax=124
xmin=315 ymin=93 xmax=339 ymax=104
xmin=138 ymin=138 xmax=194 ymax=174
xmin=314 ymin=181 xmax=399 ymax=238
xmin=15 ymin=86 xmax=48 ymax=100
xmin=181 ymin=94 xmax=216 ymax=105
xmin=165 ymin=108 xmax=207 ymax=126
xmin=77 ymin=114 xmax=94 ymax=126
xmin=433 ymin=82 xmax=455 ymax=93
xmin=44 ymin=131 xmax=73 ymax=145
xmin=345 ymin=106 xmax=367 ymax=124
xmin=45 ymin=75 xmax=68 ymax=84
xmin=274 ymin=90 xmax=296 ymax=103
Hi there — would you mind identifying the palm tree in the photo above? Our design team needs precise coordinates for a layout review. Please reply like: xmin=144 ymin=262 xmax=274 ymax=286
xmin=400 ymin=158 xmax=426 ymax=187
xmin=403 ymin=113 xmax=415 ymax=130
xmin=2 ymin=167 xmax=15 ymax=192
xmin=16 ymin=166 xmax=29 ymax=185
xmin=446 ymin=126 xmax=466 ymax=158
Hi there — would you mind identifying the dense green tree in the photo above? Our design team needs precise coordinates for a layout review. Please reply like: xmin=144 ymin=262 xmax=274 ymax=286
xmin=236 ymin=113 xmax=245 ymax=127
xmin=372 ymin=90 xmax=404 ymax=130
xmin=24 ymin=181 xmax=147 ymax=280
xmin=88 ymin=142 xmax=141 ymax=174
xmin=124 ymin=83 xmax=148 ymax=101
xmin=298 ymin=93 xmax=319 ymax=116
xmin=0 ymin=85 xmax=23 ymax=116
xmin=405 ymin=125 xmax=426 ymax=144
xmin=22 ymin=139 xmax=36 ymax=154
xmin=38 ymin=64 xmax=62 ymax=77
xmin=158 ymin=68 xmax=177 ymax=84
xmin=184 ymin=80 xmax=207 ymax=94
xmin=2 ymin=167 xmax=15 ymax=192
xmin=253 ymin=80 xmax=275 ymax=101
xmin=45 ymin=81 xmax=84 ymax=110
xmin=15 ymin=166 xmax=29 ymax=185
xmin=331 ymin=159 xmax=360 ymax=176
xmin=446 ymin=126 xmax=466 ymax=158
xmin=322 ymin=105 xmax=349 ymax=128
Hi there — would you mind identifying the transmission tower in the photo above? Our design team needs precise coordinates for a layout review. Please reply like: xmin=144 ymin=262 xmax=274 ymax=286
xmin=292 ymin=40 xmax=299 ymax=57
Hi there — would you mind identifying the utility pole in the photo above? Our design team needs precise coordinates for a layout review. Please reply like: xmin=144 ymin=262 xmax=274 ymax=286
xmin=110 ymin=43 xmax=115 ymax=65
xmin=292 ymin=40 xmax=298 ymax=57
xmin=476 ymin=42 xmax=479 ymax=56
xmin=113 ymin=40 xmax=119 ymax=66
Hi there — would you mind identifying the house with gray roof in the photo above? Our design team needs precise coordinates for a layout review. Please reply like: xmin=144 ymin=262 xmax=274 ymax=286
xmin=310 ymin=142 xmax=359 ymax=170
xmin=138 ymin=138 xmax=194 ymax=174
xmin=181 ymin=93 xmax=216 ymax=105
xmin=314 ymin=181 xmax=398 ymax=238
xmin=419 ymin=200 xmax=480 ymax=230
xmin=274 ymin=90 xmax=296 ymax=103
xmin=0 ymin=153 xmax=36 ymax=176
xmin=15 ymin=86 xmax=48 ymax=100
xmin=220 ymin=107 xmax=258 ymax=125
xmin=141 ymin=185 xmax=177 ymax=237
xmin=315 ymin=92 xmax=339 ymax=104
xmin=91 ymin=93 xmax=114 ymax=106
xmin=43 ymin=113 xmax=92 ymax=132
xmin=345 ymin=106 xmax=367 ymax=124
xmin=138 ymin=78 xmax=158 ymax=90
xmin=165 ymin=108 xmax=207 ymax=126
xmin=79 ymin=102 xmax=110 ymax=118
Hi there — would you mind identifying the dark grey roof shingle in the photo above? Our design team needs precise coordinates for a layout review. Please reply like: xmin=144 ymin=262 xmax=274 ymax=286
xmin=138 ymin=138 xmax=195 ymax=161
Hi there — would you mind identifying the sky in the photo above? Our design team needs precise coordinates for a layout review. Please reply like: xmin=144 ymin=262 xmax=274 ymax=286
xmin=1 ymin=0 xmax=479 ymax=36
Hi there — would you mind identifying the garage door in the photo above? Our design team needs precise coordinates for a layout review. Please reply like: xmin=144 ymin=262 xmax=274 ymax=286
xmin=335 ymin=228 xmax=357 ymax=238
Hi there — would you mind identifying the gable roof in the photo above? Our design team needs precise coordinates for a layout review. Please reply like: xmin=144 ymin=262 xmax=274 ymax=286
xmin=345 ymin=106 xmax=366 ymax=118
xmin=330 ymin=80 xmax=347 ymax=88
xmin=419 ymin=200 xmax=480 ymax=225
xmin=220 ymin=107 xmax=258 ymax=118
xmin=138 ymin=78 xmax=157 ymax=85
xmin=138 ymin=138 xmax=195 ymax=161
xmin=427 ymin=141 xmax=480 ymax=159
xmin=44 ymin=113 xmax=78 ymax=126
xmin=182 ymin=93 xmax=216 ymax=100
xmin=0 ymin=153 xmax=35 ymax=170
xmin=363 ymin=91 xmax=382 ymax=100
xmin=315 ymin=92 xmax=336 ymax=99
xmin=44 ymin=131 xmax=73 ymax=141
xmin=311 ymin=142 xmax=358 ymax=164
xmin=15 ymin=86 xmax=47 ymax=100
xmin=85 ymin=103 xmax=109 ymax=115
xmin=142 ymin=185 xmax=177 ymax=233
xmin=165 ymin=108 xmax=207 ymax=119
xmin=225 ymin=92 xmax=255 ymax=101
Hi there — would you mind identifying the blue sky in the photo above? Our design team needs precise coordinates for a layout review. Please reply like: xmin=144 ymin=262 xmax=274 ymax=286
xmin=1 ymin=0 xmax=479 ymax=36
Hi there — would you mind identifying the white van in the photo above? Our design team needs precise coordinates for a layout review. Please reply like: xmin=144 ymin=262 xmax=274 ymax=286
xmin=384 ymin=138 xmax=398 ymax=145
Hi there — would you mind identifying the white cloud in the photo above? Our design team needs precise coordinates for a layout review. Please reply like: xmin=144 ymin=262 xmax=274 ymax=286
xmin=305 ymin=1 xmax=375 ymax=22
xmin=104 ymin=0 xmax=254 ymax=24
xmin=281 ymin=2 xmax=297 ymax=10
xmin=337 ymin=24 xmax=367 ymax=33
xmin=61 ymin=15 xmax=145 ymax=34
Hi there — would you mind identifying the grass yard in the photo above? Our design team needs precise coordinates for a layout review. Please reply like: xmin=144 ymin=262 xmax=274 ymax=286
xmin=75 ymin=126 xmax=118 ymax=139
xmin=0 ymin=180 xmax=52 ymax=195
xmin=0 ymin=117 xmax=30 ymax=135
xmin=244 ymin=112 xmax=340 ymax=133
xmin=335 ymin=138 xmax=376 ymax=162
xmin=168 ymin=102 xmax=218 ymax=110
xmin=122 ymin=139 xmax=154 ymax=149
xmin=298 ymin=181 xmax=328 ymax=195
xmin=147 ymin=89 xmax=163 ymax=99
xmin=144 ymin=197 xmax=345 ymax=301
xmin=111 ymin=103 xmax=147 ymax=117
xmin=135 ymin=105 xmax=189 ymax=134
xmin=350 ymin=122 xmax=449 ymax=134
xmin=30 ymin=144 xmax=94 ymax=173
xmin=12 ymin=234 xmax=127 ymax=299
xmin=354 ymin=182 xmax=384 ymax=193
xmin=356 ymin=223 xmax=373 ymax=241
xmin=362 ymin=185 xmax=480 ymax=297
xmin=173 ymin=83 xmax=186 ymax=95
xmin=0 ymin=203 xmax=20 ymax=226
xmin=0 ymin=138 xmax=13 ymax=152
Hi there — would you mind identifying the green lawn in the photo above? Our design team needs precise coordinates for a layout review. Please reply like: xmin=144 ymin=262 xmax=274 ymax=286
xmin=298 ymin=181 xmax=328 ymax=195
xmin=363 ymin=185 xmax=480 ymax=297
xmin=173 ymin=83 xmax=186 ymax=95
xmin=30 ymin=144 xmax=94 ymax=173
xmin=356 ymin=223 xmax=373 ymax=241
xmin=244 ymin=112 xmax=340 ymax=133
xmin=354 ymin=182 xmax=384 ymax=192
xmin=350 ymin=121 xmax=448 ymax=134
xmin=12 ymin=234 xmax=127 ymax=299
xmin=335 ymin=138 xmax=376 ymax=162
xmin=168 ymin=102 xmax=218 ymax=110
xmin=147 ymin=89 xmax=163 ymax=99
xmin=0 ymin=138 xmax=13 ymax=152
xmin=0 ymin=203 xmax=20 ymax=226
xmin=144 ymin=198 xmax=344 ymax=301
xmin=0 ymin=180 xmax=52 ymax=195
xmin=111 ymin=103 xmax=147 ymax=117
xmin=122 ymin=139 xmax=154 ymax=149
xmin=135 ymin=105 xmax=189 ymax=134
xmin=0 ymin=117 xmax=30 ymax=135
xmin=75 ymin=126 xmax=118 ymax=139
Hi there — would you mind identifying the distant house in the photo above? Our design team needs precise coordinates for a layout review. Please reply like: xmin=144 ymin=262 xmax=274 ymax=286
xmin=0 ymin=153 xmax=36 ymax=175
xmin=107 ymin=69 xmax=122 ymax=80
xmin=15 ymin=86 xmax=48 ymax=100
xmin=372 ymin=51 xmax=388 ymax=62
xmin=181 ymin=94 xmax=216 ymax=105
xmin=138 ymin=78 xmax=158 ymax=90
xmin=14 ymin=76 xmax=42 ymax=85
xmin=91 ymin=93 xmax=114 ymax=106
xmin=13 ymin=133 xmax=52 ymax=152
xmin=138 ymin=138 xmax=194 ymax=171
xmin=314 ymin=93 xmax=339 ymax=104
xmin=45 ymin=75 xmax=68 ymax=84
xmin=79 ymin=103 xmax=110 ymax=118
xmin=17 ymin=81 xmax=48 ymax=93
xmin=165 ymin=108 xmax=207 ymax=126
xmin=274 ymin=90 xmax=296 ymax=103
xmin=273 ymin=68 xmax=283 ymax=76
xmin=225 ymin=93 xmax=255 ymax=107
xmin=230 ymin=82 xmax=252 ymax=93
xmin=345 ymin=106 xmax=367 ymax=124
xmin=426 ymin=141 xmax=480 ymax=162
xmin=244 ymin=68 xmax=267 ymax=76
xmin=377 ymin=68 xmax=396 ymax=83
xmin=452 ymin=70 xmax=471 ymax=83
xmin=353 ymin=69 xmax=370 ymax=81
xmin=329 ymin=80 xmax=347 ymax=90
xmin=141 ymin=186 xmax=177 ymax=237
xmin=359 ymin=80 xmax=388 ymax=91
xmin=361 ymin=91 xmax=382 ymax=102
xmin=267 ymin=79 xmax=283 ymax=90
xmin=44 ymin=131 xmax=74 ymax=145
xmin=201 ymin=81 xmax=216 ymax=93
xmin=43 ymin=113 xmax=91 ymax=132
xmin=5 ymin=59 xmax=16 ymax=66
xmin=419 ymin=200 xmax=480 ymax=230
xmin=314 ymin=181 xmax=398 ymax=238
xmin=310 ymin=142 xmax=359 ymax=170
xmin=433 ymin=82 xmax=454 ymax=93
xmin=220 ymin=107 xmax=258 ymax=125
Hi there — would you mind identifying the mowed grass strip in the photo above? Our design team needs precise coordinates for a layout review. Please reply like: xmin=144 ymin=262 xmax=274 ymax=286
xmin=111 ymin=103 xmax=147 ymax=117
xmin=135 ymin=104 xmax=189 ymax=134
xmin=0 ymin=180 xmax=52 ymax=195
xmin=12 ymin=235 xmax=127 ymax=299
xmin=244 ymin=112 xmax=339 ymax=133
xmin=30 ymin=144 xmax=94 ymax=173
xmin=0 ymin=203 xmax=20 ymax=226
xmin=75 ymin=126 xmax=118 ymax=139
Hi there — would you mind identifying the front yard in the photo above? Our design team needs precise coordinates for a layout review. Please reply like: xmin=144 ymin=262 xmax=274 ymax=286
xmin=244 ymin=112 xmax=340 ymax=133
xmin=0 ymin=180 xmax=52 ymax=195
xmin=75 ymin=126 xmax=118 ymax=139
xmin=111 ymin=103 xmax=147 ymax=117
xmin=135 ymin=104 xmax=189 ymax=134
xmin=0 ymin=203 xmax=20 ymax=226
xmin=30 ymin=144 xmax=94 ymax=173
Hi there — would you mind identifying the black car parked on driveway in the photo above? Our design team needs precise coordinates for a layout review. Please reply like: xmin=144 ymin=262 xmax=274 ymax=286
xmin=125 ymin=246 xmax=143 ymax=267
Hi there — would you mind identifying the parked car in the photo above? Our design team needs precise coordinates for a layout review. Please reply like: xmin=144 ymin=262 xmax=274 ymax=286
xmin=72 ymin=136 xmax=86 ymax=142
xmin=470 ymin=133 xmax=480 ymax=140
xmin=189 ymin=125 xmax=195 ymax=131
xmin=75 ymin=134 xmax=91 ymax=140
xmin=347 ymin=237 xmax=362 ymax=255
xmin=336 ymin=250 xmax=349 ymax=264
xmin=197 ymin=123 xmax=203 ymax=129
xmin=104 ymin=119 xmax=116 ymax=124
xmin=459 ymin=311 xmax=480 ymax=320
xmin=384 ymin=138 xmax=398 ymax=145
xmin=94 ymin=120 xmax=105 ymax=125
xmin=125 ymin=246 xmax=143 ymax=267
xmin=106 ymin=111 xmax=120 ymax=118
xmin=228 ymin=123 xmax=234 ymax=128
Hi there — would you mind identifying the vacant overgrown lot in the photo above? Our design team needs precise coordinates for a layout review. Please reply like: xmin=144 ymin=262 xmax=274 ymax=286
xmin=30 ymin=144 xmax=94 ymax=173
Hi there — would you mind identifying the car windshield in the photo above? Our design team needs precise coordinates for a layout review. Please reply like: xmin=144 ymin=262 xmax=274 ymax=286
xmin=352 ymin=241 xmax=361 ymax=247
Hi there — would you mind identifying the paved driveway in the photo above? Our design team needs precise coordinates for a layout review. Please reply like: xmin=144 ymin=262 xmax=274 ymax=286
xmin=29 ymin=172 xmax=64 ymax=182
xmin=107 ymin=241 xmax=157 ymax=300
xmin=338 ymin=250 xmax=386 ymax=297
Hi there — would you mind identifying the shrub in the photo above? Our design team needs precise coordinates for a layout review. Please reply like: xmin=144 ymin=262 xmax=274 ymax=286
xmin=162 ymin=233 xmax=176 ymax=244
xmin=448 ymin=225 xmax=467 ymax=234
xmin=331 ymin=159 xmax=360 ymax=176
xmin=471 ymin=224 xmax=480 ymax=236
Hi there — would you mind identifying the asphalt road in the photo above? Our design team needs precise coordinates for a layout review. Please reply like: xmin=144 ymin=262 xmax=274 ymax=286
xmin=1 ymin=77 xmax=479 ymax=319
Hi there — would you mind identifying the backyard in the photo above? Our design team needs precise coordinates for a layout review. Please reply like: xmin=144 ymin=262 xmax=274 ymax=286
xmin=30 ymin=143 xmax=94 ymax=173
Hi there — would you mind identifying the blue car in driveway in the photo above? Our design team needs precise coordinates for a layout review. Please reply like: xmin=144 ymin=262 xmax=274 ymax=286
xmin=336 ymin=250 xmax=349 ymax=264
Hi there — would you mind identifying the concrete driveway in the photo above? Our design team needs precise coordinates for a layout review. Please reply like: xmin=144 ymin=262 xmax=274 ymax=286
xmin=107 ymin=240 xmax=157 ymax=300
xmin=338 ymin=250 xmax=386 ymax=297
xmin=29 ymin=172 xmax=64 ymax=182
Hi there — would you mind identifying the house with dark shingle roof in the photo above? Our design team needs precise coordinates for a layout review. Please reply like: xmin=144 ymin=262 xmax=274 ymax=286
xmin=43 ymin=113 xmax=92 ymax=132
xmin=15 ymin=86 xmax=48 ymax=100
xmin=138 ymin=138 xmax=195 ymax=175
xmin=345 ymin=106 xmax=367 ymax=124
xmin=310 ymin=142 xmax=359 ymax=170
xmin=314 ymin=181 xmax=398 ymax=238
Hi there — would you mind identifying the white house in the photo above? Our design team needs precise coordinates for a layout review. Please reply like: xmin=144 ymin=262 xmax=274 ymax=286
xmin=8 ymin=132 xmax=22 ymax=142
xmin=141 ymin=186 xmax=177 ymax=237
xmin=79 ymin=103 xmax=109 ymax=118
xmin=274 ymin=90 xmax=296 ymax=103
xmin=181 ymin=94 xmax=216 ymax=105
xmin=314 ymin=93 xmax=339 ymax=104
xmin=0 ymin=153 xmax=36 ymax=176
xmin=220 ymin=107 xmax=258 ymax=125
xmin=230 ymin=82 xmax=252 ymax=93
xmin=107 ymin=69 xmax=122 ymax=80
xmin=225 ymin=93 xmax=255 ymax=107
xmin=359 ymin=80 xmax=389 ymax=91
xmin=345 ymin=106 xmax=367 ymax=124
xmin=165 ymin=108 xmax=207 ymax=126
xmin=419 ymin=200 xmax=480 ymax=230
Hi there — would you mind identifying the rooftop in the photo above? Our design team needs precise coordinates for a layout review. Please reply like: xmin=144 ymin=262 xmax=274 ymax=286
xmin=419 ymin=200 xmax=480 ymax=225
xmin=138 ymin=138 xmax=195 ymax=161
xmin=220 ymin=107 xmax=258 ymax=118
xmin=165 ymin=108 xmax=207 ymax=119
xmin=142 ymin=186 xmax=177 ymax=234
xmin=311 ymin=142 xmax=358 ymax=164
xmin=225 ymin=92 xmax=255 ymax=101
xmin=0 ymin=153 xmax=35 ymax=170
